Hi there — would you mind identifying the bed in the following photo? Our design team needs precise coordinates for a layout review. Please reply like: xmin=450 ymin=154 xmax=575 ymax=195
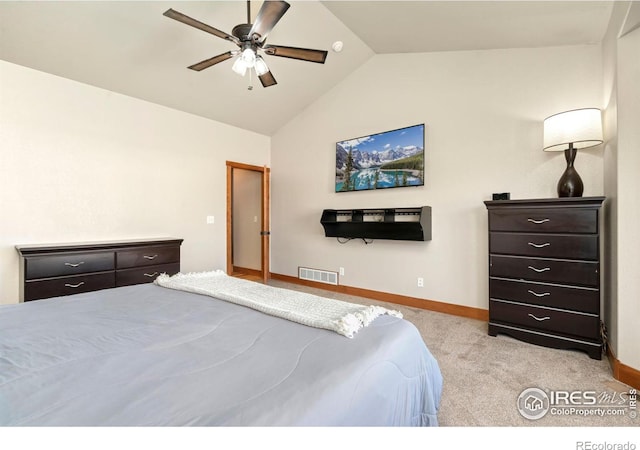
xmin=0 ymin=273 xmax=443 ymax=426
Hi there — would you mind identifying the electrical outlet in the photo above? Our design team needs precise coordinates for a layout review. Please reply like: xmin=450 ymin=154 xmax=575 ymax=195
xmin=206 ymin=215 xmax=215 ymax=224
xmin=339 ymin=267 xmax=345 ymax=276
xmin=417 ymin=277 xmax=424 ymax=287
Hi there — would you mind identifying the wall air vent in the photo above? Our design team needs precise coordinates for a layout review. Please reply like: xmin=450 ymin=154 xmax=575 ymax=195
xmin=298 ymin=267 xmax=338 ymax=286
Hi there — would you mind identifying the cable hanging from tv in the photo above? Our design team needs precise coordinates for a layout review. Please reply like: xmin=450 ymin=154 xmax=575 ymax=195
xmin=337 ymin=237 xmax=373 ymax=245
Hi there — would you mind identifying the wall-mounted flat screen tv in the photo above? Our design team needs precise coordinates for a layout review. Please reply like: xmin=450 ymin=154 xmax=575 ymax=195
xmin=335 ymin=124 xmax=425 ymax=193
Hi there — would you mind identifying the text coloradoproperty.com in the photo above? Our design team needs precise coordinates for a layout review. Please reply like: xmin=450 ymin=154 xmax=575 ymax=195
xmin=551 ymin=407 xmax=628 ymax=417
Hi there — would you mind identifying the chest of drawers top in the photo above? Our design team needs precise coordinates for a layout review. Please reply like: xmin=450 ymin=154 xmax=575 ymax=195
xmin=484 ymin=196 xmax=605 ymax=233
xmin=16 ymin=237 xmax=183 ymax=255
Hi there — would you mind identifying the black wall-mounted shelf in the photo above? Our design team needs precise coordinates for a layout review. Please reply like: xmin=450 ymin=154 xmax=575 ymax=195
xmin=320 ymin=207 xmax=432 ymax=241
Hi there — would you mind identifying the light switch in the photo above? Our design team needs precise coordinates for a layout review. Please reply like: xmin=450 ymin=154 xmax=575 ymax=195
xmin=206 ymin=216 xmax=215 ymax=224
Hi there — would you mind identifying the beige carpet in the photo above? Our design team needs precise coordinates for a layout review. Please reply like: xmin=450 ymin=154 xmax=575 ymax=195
xmin=269 ymin=279 xmax=637 ymax=427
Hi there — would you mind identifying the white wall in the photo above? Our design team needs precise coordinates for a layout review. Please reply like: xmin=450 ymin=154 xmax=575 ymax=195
xmin=0 ymin=61 xmax=270 ymax=304
xmin=601 ymin=1 xmax=640 ymax=374
xmin=271 ymin=45 xmax=603 ymax=310
xmin=616 ymin=25 xmax=640 ymax=370
xmin=601 ymin=0 xmax=623 ymax=361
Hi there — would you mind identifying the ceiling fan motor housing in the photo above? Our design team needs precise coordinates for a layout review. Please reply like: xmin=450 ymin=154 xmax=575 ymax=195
xmin=232 ymin=23 xmax=255 ymax=42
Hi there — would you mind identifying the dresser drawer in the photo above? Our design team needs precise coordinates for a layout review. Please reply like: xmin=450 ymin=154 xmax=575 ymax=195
xmin=25 ymin=251 xmax=115 ymax=280
xmin=116 ymin=263 xmax=180 ymax=287
xmin=24 ymin=272 xmax=116 ymax=302
xmin=490 ymin=255 xmax=599 ymax=287
xmin=116 ymin=245 xmax=180 ymax=269
xmin=489 ymin=278 xmax=599 ymax=314
xmin=489 ymin=208 xmax=598 ymax=233
xmin=489 ymin=299 xmax=600 ymax=340
xmin=490 ymin=233 xmax=598 ymax=260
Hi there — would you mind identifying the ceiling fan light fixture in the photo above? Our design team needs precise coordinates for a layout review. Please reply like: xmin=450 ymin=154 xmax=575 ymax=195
xmin=254 ymin=56 xmax=269 ymax=76
xmin=240 ymin=48 xmax=256 ymax=66
xmin=232 ymin=57 xmax=248 ymax=76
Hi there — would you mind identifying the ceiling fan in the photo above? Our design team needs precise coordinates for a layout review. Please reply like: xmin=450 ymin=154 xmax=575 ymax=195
xmin=163 ymin=0 xmax=328 ymax=88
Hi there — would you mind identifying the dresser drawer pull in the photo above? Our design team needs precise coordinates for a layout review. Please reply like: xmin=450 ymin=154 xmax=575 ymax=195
xmin=64 ymin=262 xmax=85 ymax=267
xmin=143 ymin=255 xmax=158 ymax=260
xmin=64 ymin=282 xmax=85 ymax=288
xmin=527 ymin=218 xmax=550 ymax=224
xmin=528 ymin=289 xmax=551 ymax=297
xmin=528 ymin=266 xmax=550 ymax=273
xmin=528 ymin=242 xmax=550 ymax=248
xmin=144 ymin=272 xmax=159 ymax=277
xmin=528 ymin=313 xmax=551 ymax=322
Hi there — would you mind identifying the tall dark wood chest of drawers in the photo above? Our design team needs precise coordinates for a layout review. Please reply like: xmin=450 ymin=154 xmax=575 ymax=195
xmin=16 ymin=238 xmax=183 ymax=302
xmin=484 ymin=197 xmax=605 ymax=359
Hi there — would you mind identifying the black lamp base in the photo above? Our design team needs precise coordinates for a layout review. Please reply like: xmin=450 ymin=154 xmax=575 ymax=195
xmin=557 ymin=146 xmax=583 ymax=198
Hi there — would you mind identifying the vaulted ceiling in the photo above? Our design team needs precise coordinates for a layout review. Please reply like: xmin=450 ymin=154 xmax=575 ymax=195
xmin=0 ymin=1 xmax=614 ymax=135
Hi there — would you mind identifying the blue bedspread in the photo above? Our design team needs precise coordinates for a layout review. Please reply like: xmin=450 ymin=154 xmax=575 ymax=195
xmin=0 ymin=283 xmax=442 ymax=426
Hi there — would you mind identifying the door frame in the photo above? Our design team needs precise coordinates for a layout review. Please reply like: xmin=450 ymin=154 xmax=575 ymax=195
xmin=226 ymin=161 xmax=270 ymax=283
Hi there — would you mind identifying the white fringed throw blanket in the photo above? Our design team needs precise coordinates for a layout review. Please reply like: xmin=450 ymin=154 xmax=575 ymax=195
xmin=155 ymin=271 xmax=402 ymax=338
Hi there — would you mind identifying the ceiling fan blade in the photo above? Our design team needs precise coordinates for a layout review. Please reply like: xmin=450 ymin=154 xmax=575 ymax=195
xmin=188 ymin=51 xmax=235 ymax=71
xmin=263 ymin=45 xmax=328 ymax=64
xmin=249 ymin=1 xmax=290 ymax=43
xmin=259 ymin=71 xmax=278 ymax=88
xmin=163 ymin=9 xmax=240 ymax=45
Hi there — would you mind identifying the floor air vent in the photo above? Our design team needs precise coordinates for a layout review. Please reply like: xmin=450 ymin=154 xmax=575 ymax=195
xmin=298 ymin=267 xmax=338 ymax=286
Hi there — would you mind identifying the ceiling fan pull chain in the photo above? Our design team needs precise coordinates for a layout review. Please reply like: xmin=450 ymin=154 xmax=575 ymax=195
xmin=248 ymin=68 xmax=253 ymax=90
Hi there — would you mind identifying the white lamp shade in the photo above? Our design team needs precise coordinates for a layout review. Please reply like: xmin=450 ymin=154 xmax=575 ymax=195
xmin=543 ymin=108 xmax=603 ymax=152
xmin=240 ymin=48 xmax=256 ymax=66
xmin=254 ymin=56 xmax=269 ymax=76
xmin=232 ymin=57 xmax=248 ymax=76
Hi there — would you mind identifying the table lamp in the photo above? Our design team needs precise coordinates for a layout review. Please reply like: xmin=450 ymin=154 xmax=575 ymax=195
xmin=543 ymin=108 xmax=603 ymax=197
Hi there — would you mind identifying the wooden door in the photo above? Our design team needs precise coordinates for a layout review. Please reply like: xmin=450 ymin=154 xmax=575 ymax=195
xmin=226 ymin=161 xmax=270 ymax=282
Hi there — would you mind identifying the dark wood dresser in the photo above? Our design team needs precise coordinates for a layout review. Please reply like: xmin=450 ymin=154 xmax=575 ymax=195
xmin=16 ymin=238 xmax=183 ymax=302
xmin=484 ymin=197 xmax=605 ymax=359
